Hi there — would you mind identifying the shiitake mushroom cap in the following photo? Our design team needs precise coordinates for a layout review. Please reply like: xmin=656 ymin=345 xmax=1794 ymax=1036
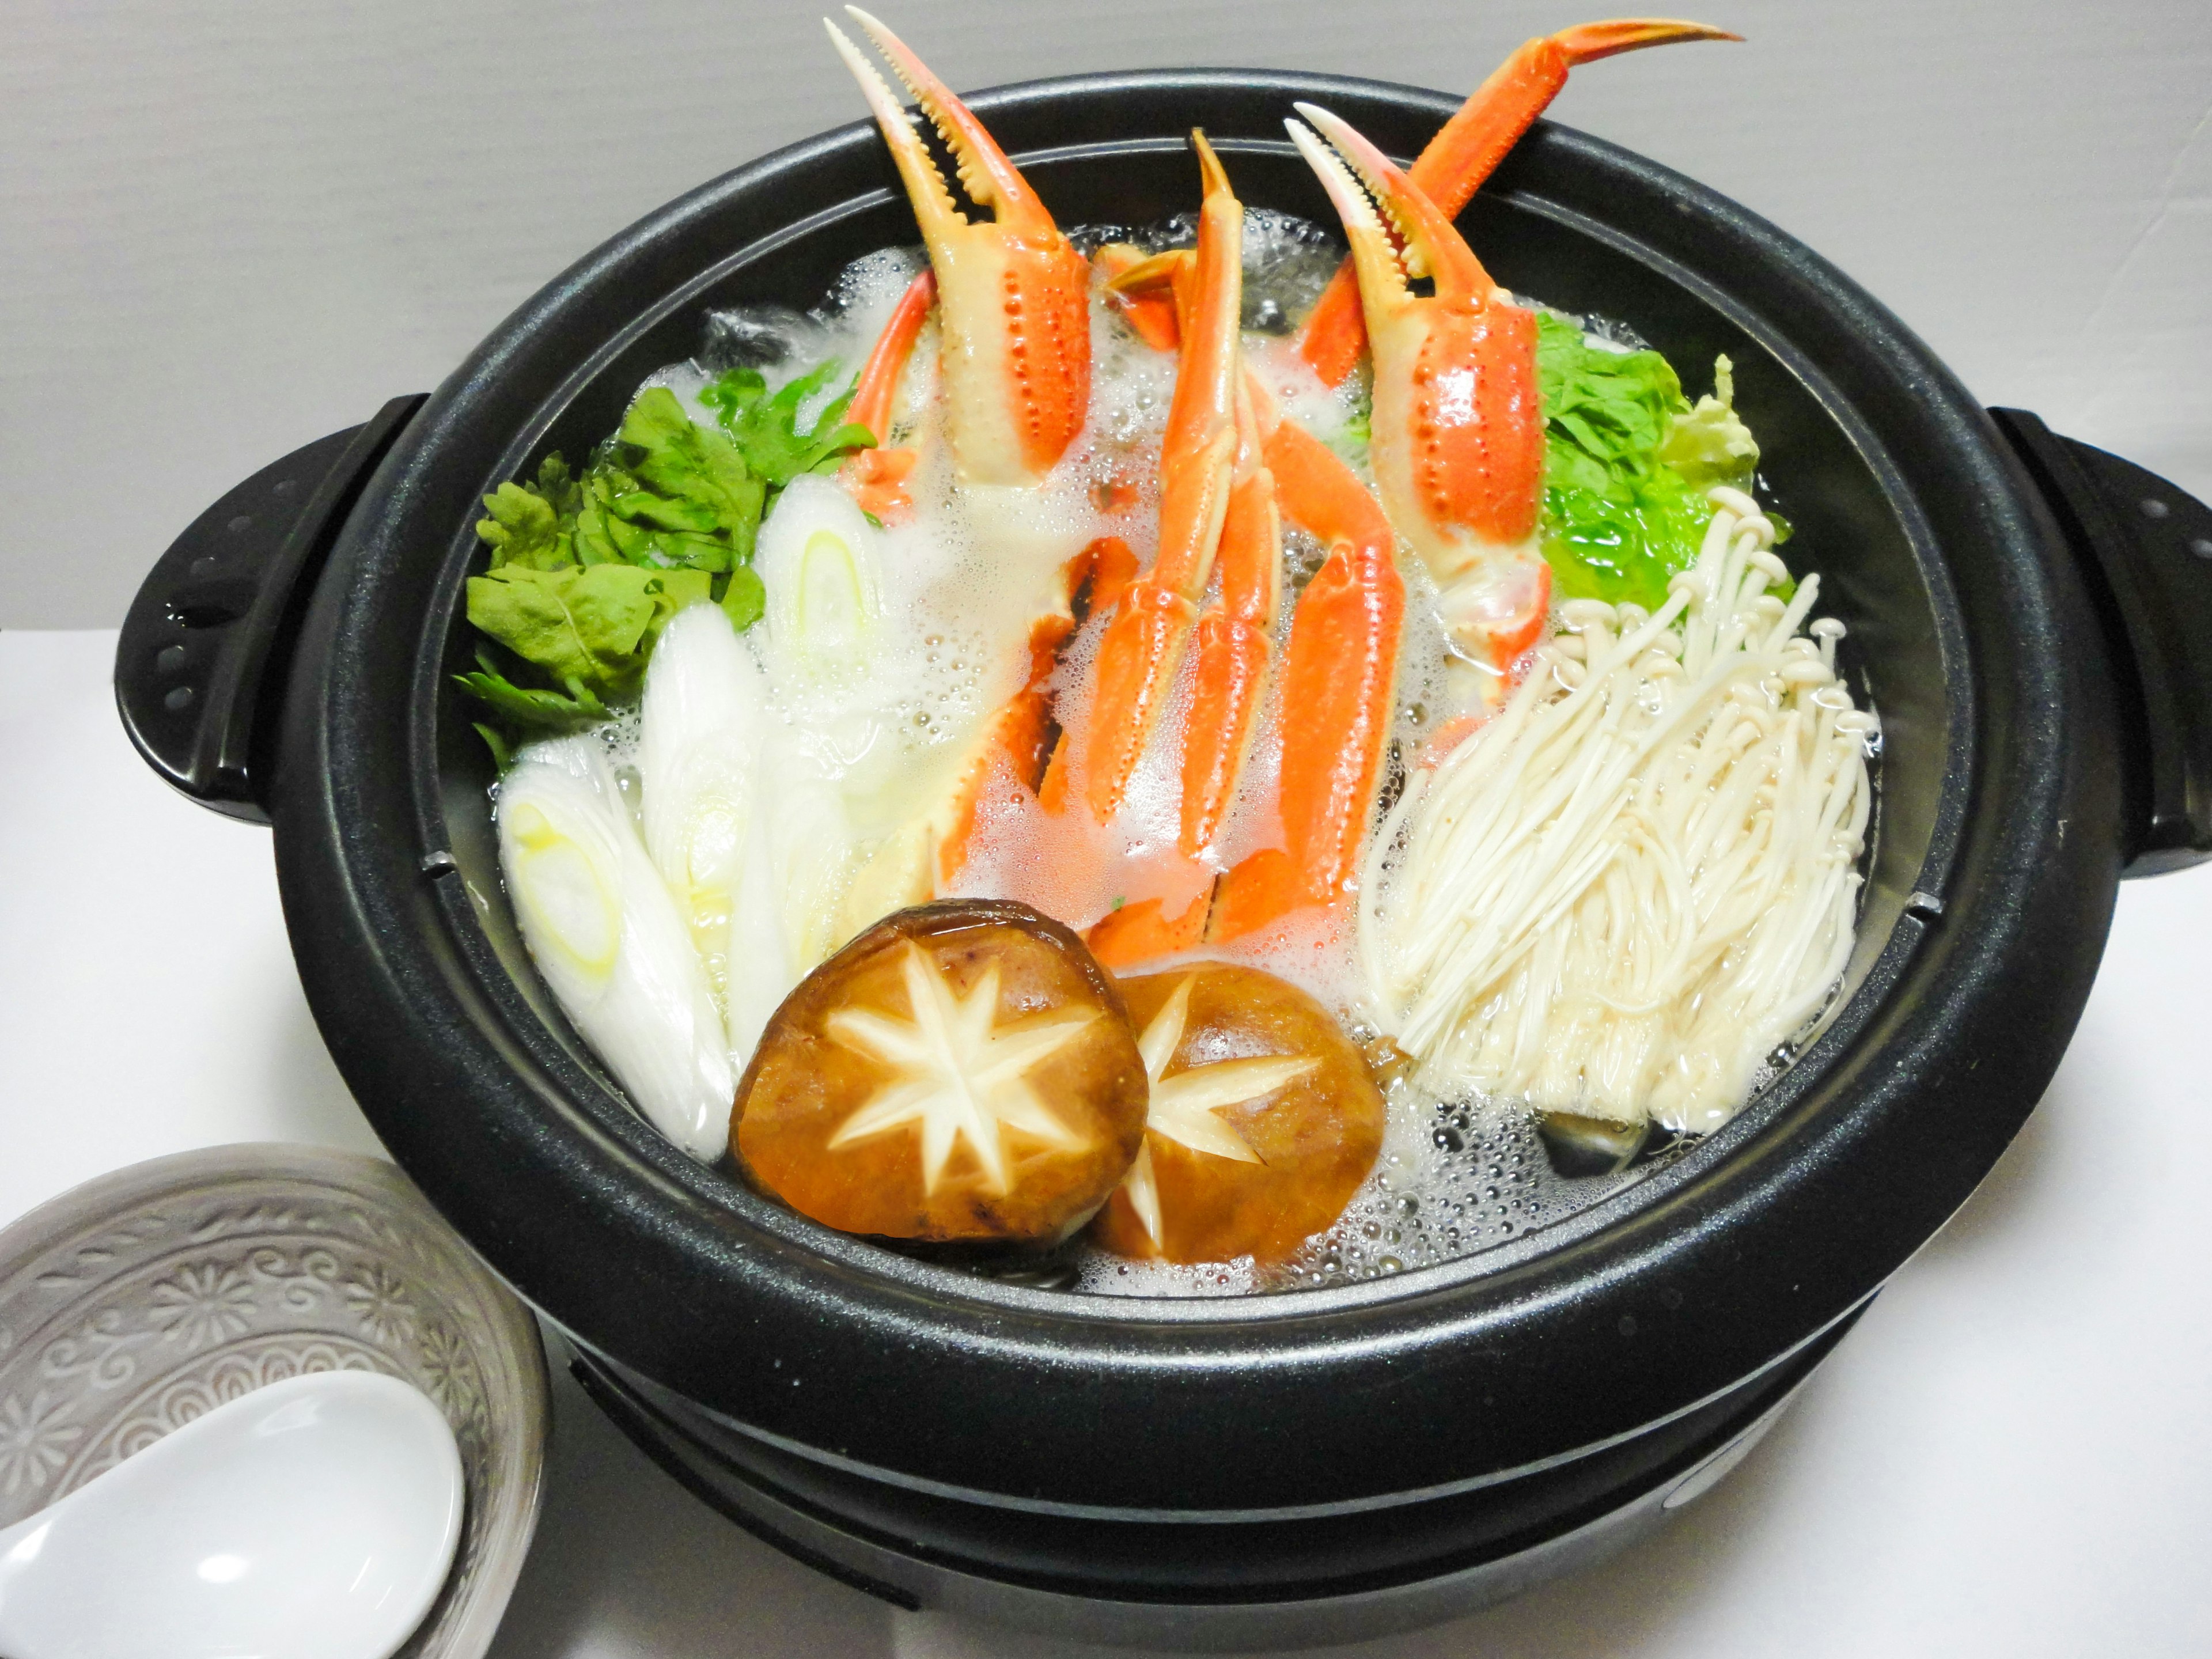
xmin=1093 ymin=962 xmax=1384 ymax=1266
xmin=734 ymin=900 xmax=1149 ymax=1243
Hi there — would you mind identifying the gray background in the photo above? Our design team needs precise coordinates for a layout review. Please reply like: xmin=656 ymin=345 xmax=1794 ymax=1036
xmin=4 ymin=0 xmax=2209 ymax=628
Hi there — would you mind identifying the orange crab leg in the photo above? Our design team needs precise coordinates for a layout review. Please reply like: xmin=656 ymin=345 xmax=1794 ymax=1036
xmin=828 ymin=9 xmax=1090 ymax=486
xmin=1090 ymin=386 xmax=1404 ymax=965
xmin=840 ymin=266 xmax=936 ymax=521
xmin=1298 ymin=20 xmax=1739 ymax=387
xmin=1076 ymin=131 xmax=1245 ymax=825
xmin=1210 ymin=404 xmax=1404 ymax=942
xmin=939 ymin=535 xmax=1139 ymax=880
xmin=1094 ymin=243 xmax=1184 ymax=353
xmin=1085 ymin=883 xmax=1214 ymax=968
xmin=1101 ymin=244 xmax=1196 ymax=339
xmin=1100 ymin=247 xmax=1285 ymax=856
xmin=847 ymin=266 xmax=934 ymax=446
xmin=1178 ymin=376 xmax=1281 ymax=857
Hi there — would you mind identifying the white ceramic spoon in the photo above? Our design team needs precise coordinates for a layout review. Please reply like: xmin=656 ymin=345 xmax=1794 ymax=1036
xmin=0 ymin=1370 xmax=464 ymax=1659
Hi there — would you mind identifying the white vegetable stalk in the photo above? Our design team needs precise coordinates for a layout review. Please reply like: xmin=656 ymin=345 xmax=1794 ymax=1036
xmin=638 ymin=603 xmax=770 ymax=1019
xmin=1361 ymin=487 xmax=1878 ymax=1134
xmin=497 ymin=736 xmax=735 ymax=1161
xmin=755 ymin=474 xmax=885 ymax=714
xmin=724 ymin=736 xmax=859 ymax=1058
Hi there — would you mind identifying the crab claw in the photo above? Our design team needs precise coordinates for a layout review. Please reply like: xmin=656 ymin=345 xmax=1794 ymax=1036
xmin=827 ymin=9 xmax=1090 ymax=486
xmin=1297 ymin=20 xmax=1740 ymax=387
xmin=1289 ymin=104 xmax=1550 ymax=704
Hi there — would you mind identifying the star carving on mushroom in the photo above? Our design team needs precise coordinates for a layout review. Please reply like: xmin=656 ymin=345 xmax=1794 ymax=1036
xmin=825 ymin=942 xmax=1099 ymax=1195
xmin=1121 ymin=974 xmax=1320 ymax=1247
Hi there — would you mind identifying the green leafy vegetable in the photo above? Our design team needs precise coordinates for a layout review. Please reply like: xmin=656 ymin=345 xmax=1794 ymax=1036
xmin=466 ymin=563 xmax=711 ymax=703
xmin=718 ymin=565 xmax=766 ymax=632
xmin=699 ymin=360 xmax=876 ymax=486
xmin=601 ymin=387 xmax=767 ymax=569
xmin=1536 ymin=315 xmax=1685 ymax=482
xmin=1533 ymin=314 xmax=1775 ymax=610
xmin=456 ymin=650 xmax=610 ymax=736
xmin=1658 ymin=355 xmax=1759 ymax=489
xmin=472 ymin=722 xmax=516 ymax=770
xmin=476 ymin=459 xmax=577 ymax=571
xmin=459 ymin=360 xmax=877 ymax=763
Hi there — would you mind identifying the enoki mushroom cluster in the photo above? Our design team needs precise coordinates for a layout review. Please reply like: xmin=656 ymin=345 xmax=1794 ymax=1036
xmin=1361 ymin=487 xmax=1878 ymax=1134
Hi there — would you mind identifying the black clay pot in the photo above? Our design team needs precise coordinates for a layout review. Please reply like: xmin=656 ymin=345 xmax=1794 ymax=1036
xmin=116 ymin=70 xmax=2212 ymax=1650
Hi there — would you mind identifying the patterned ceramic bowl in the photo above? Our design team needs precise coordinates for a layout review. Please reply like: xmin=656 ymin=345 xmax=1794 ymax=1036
xmin=0 ymin=1144 xmax=549 ymax=1658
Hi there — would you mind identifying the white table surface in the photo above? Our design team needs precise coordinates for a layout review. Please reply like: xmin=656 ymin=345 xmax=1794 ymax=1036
xmin=5 ymin=624 xmax=2210 ymax=1658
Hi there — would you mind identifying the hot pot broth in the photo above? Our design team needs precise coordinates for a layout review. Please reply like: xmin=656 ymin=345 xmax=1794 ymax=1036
xmin=439 ymin=11 xmax=1912 ymax=1300
xmin=466 ymin=190 xmax=1878 ymax=1297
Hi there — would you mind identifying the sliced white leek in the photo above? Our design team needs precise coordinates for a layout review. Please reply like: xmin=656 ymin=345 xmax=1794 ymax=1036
xmin=498 ymin=736 xmax=734 ymax=1161
xmin=638 ymin=603 xmax=770 ymax=1035
xmin=723 ymin=736 xmax=861 ymax=1059
xmin=756 ymin=474 xmax=884 ymax=694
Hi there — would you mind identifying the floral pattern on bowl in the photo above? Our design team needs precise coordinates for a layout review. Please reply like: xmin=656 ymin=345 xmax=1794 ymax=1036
xmin=0 ymin=1145 xmax=550 ymax=1658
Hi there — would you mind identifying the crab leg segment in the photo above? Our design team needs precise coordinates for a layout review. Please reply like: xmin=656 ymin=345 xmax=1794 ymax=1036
xmin=849 ymin=266 xmax=936 ymax=444
xmin=1077 ymin=132 xmax=1247 ymax=825
xmin=840 ymin=266 xmax=936 ymax=521
xmin=1210 ymin=399 xmax=1404 ymax=943
xmin=1297 ymin=19 xmax=1739 ymax=387
xmin=827 ymin=9 xmax=1090 ymax=486
xmin=1097 ymin=244 xmax=1283 ymax=857
xmin=1089 ymin=384 xmax=1404 ymax=967
xmin=1180 ymin=374 xmax=1282 ymax=857
xmin=1093 ymin=242 xmax=1184 ymax=353
xmin=935 ymin=535 xmax=1139 ymax=877
xmin=847 ymin=532 xmax=1140 ymax=935
xmin=1290 ymin=105 xmax=1551 ymax=705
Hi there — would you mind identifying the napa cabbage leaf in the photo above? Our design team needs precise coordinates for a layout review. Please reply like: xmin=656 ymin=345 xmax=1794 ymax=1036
xmin=1534 ymin=313 xmax=1775 ymax=611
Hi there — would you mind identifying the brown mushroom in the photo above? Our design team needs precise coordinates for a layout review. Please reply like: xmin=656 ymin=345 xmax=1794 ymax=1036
xmin=1091 ymin=962 xmax=1385 ymax=1265
xmin=734 ymin=900 xmax=1148 ymax=1243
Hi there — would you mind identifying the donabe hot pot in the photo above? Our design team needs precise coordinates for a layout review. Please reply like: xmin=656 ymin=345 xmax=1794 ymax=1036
xmin=118 ymin=70 xmax=2212 ymax=1650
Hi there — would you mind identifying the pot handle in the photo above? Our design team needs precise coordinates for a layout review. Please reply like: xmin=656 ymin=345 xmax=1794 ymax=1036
xmin=1992 ymin=408 xmax=2212 ymax=878
xmin=115 ymin=395 xmax=427 ymax=824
